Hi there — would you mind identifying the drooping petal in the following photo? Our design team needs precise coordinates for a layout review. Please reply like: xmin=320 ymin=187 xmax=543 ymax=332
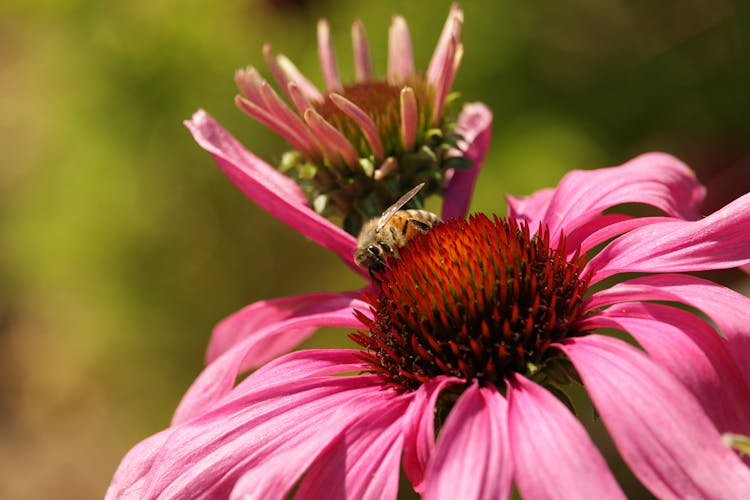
xmin=441 ymin=103 xmax=493 ymax=220
xmin=143 ymin=374 xmax=386 ymax=499
xmin=585 ymin=192 xmax=750 ymax=283
xmin=584 ymin=273 xmax=750 ymax=386
xmin=401 ymin=376 xmax=463 ymax=493
xmin=558 ymin=335 xmax=750 ymax=499
xmin=507 ymin=374 xmax=625 ymax=500
xmin=295 ymin=393 xmax=410 ymax=500
xmin=207 ymin=290 xmax=365 ymax=364
xmin=185 ymin=110 xmax=362 ymax=274
xmin=423 ymin=383 xmax=513 ymax=500
xmin=173 ymin=293 xmax=366 ymax=425
xmin=579 ymin=302 xmax=750 ymax=435
xmin=541 ymin=152 xmax=706 ymax=244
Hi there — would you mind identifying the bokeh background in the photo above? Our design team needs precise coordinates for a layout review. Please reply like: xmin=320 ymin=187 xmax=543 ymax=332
xmin=1 ymin=0 xmax=749 ymax=497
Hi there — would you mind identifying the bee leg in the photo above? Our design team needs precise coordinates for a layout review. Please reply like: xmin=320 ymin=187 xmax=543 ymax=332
xmin=406 ymin=218 xmax=432 ymax=233
xmin=368 ymin=267 xmax=382 ymax=284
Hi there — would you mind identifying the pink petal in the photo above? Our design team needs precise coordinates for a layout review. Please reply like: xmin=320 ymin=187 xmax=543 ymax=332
xmin=330 ymin=93 xmax=385 ymax=160
xmin=276 ymin=54 xmax=324 ymax=103
xmin=400 ymin=86 xmax=417 ymax=152
xmin=207 ymin=290 xmax=365 ymax=365
xmin=427 ymin=4 xmax=463 ymax=87
xmin=106 ymin=429 xmax=173 ymax=500
xmin=172 ymin=292 xmax=366 ymax=424
xmin=144 ymin=374 xmax=387 ymax=499
xmin=441 ymin=102 xmax=493 ymax=220
xmin=565 ymin=214 xmax=673 ymax=258
xmin=317 ymin=19 xmax=342 ymax=92
xmin=295 ymin=394 xmax=410 ymax=500
xmin=585 ymin=192 xmax=750 ymax=283
xmin=351 ymin=20 xmax=373 ymax=82
xmin=507 ymin=374 xmax=625 ymax=500
xmin=402 ymin=376 xmax=463 ymax=493
xmin=423 ymin=383 xmax=513 ymax=500
xmin=505 ymin=188 xmax=555 ymax=231
xmin=579 ymin=302 xmax=750 ymax=435
xmin=583 ymin=273 xmax=750 ymax=391
xmin=542 ymin=152 xmax=705 ymax=244
xmin=387 ymin=15 xmax=414 ymax=84
xmin=185 ymin=110 xmax=362 ymax=274
xmin=558 ymin=335 xmax=750 ymax=499
xmin=303 ymin=107 xmax=360 ymax=167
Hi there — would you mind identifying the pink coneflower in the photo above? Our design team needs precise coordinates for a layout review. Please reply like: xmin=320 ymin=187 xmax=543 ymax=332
xmin=109 ymin=154 xmax=750 ymax=499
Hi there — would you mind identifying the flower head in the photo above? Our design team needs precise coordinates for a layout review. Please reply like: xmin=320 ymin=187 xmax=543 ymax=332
xmin=235 ymin=4 xmax=470 ymax=234
xmin=109 ymin=154 xmax=750 ymax=499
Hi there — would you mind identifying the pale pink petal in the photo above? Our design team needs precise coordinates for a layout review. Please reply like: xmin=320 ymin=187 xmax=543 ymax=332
xmin=317 ymin=19 xmax=342 ymax=92
xmin=207 ymin=291 xmax=363 ymax=363
xmin=402 ymin=376 xmax=463 ymax=493
xmin=330 ymin=93 xmax=385 ymax=160
xmin=235 ymin=95 xmax=319 ymax=159
xmin=387 ymin=15 xmax=414 ymax=84
xmin=172 ymin=293 xmax=366 ymax=425
xmin=507 ymin=374 xmax=625 ymax=500
xmin=351 ymin=20 xmax=373 ymax=82
xmin=441 ymin=103 xmax=493 ymax=220
xmin=295 ymin=394 xmax=410 ymax=500
xmin=558 ymin=335 xmax=750 ymax=499
xmin=423 ymin=383 xmax=513 ymax=500
xmin=542 ymin=152 xmax=706 ymax=244
xmin=505 ymin=188 xmax=555 ymax=231
xmin=185 ymin=110 xmax=362 ymax=273
xmin=565 ymin=214 xmax=672 ymax=258
xmin=585 ymin=192 xmax=750 ymax=283
xmin=303 ymin=107 xmax=360 ymax=167
xmin=276 ymin=54 xmax=324 ymax=103
xmin=583 ymin=273 xmax=750 ymax=389
xmin=427 ymin=3 xmax=463 ymax=86
xmin=400 ymin=86 xmax=417 ymax=152
xmin=579 ymin=302 xmax=750 ymax=435
xmin=430 ymin=34 xmax=457 ymax=126
xmin=143 ymin=375 xmax=386 ymax=499
xmin=401 ymin=382 xmax=440 ymax=492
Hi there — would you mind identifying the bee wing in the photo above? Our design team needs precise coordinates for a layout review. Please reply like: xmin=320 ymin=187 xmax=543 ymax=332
xmin=375 ymin=183 xmax=426 ymax=233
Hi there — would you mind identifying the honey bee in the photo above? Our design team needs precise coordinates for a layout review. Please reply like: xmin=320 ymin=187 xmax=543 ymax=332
xmin=355 ymin=183 xmax=441 ymax=271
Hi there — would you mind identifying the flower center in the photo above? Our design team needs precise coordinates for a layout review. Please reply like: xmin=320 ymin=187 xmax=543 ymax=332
xmin=351 ymin=214 xmax=589 ymax=392
xmin=315 ymin=80 xmax=433 ymax=158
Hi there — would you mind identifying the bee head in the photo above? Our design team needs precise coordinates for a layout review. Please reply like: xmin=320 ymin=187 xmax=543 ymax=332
xmin=354 ymin=243 xmax=390 ymax=270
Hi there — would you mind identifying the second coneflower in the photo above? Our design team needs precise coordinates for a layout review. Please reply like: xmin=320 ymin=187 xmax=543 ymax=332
xmin=234 ymin=3 xmax=472 ymax=234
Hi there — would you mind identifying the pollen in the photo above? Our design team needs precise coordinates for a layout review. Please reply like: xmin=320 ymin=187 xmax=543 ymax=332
xmin=351 ymin=214 xmax=589 ymax=392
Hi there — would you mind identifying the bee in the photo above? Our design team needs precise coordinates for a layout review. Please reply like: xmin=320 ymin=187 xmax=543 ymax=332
xmin=354 ymin=183 xmax=441 ymax=271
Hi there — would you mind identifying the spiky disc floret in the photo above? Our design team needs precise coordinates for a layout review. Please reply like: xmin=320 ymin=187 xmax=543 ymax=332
xmin=351 ymin=214 xmax=589 ymax=392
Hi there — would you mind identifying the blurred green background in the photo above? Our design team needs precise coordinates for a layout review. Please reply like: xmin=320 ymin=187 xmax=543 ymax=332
xmin=1 ymin=0 xmax=749 ymax=497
